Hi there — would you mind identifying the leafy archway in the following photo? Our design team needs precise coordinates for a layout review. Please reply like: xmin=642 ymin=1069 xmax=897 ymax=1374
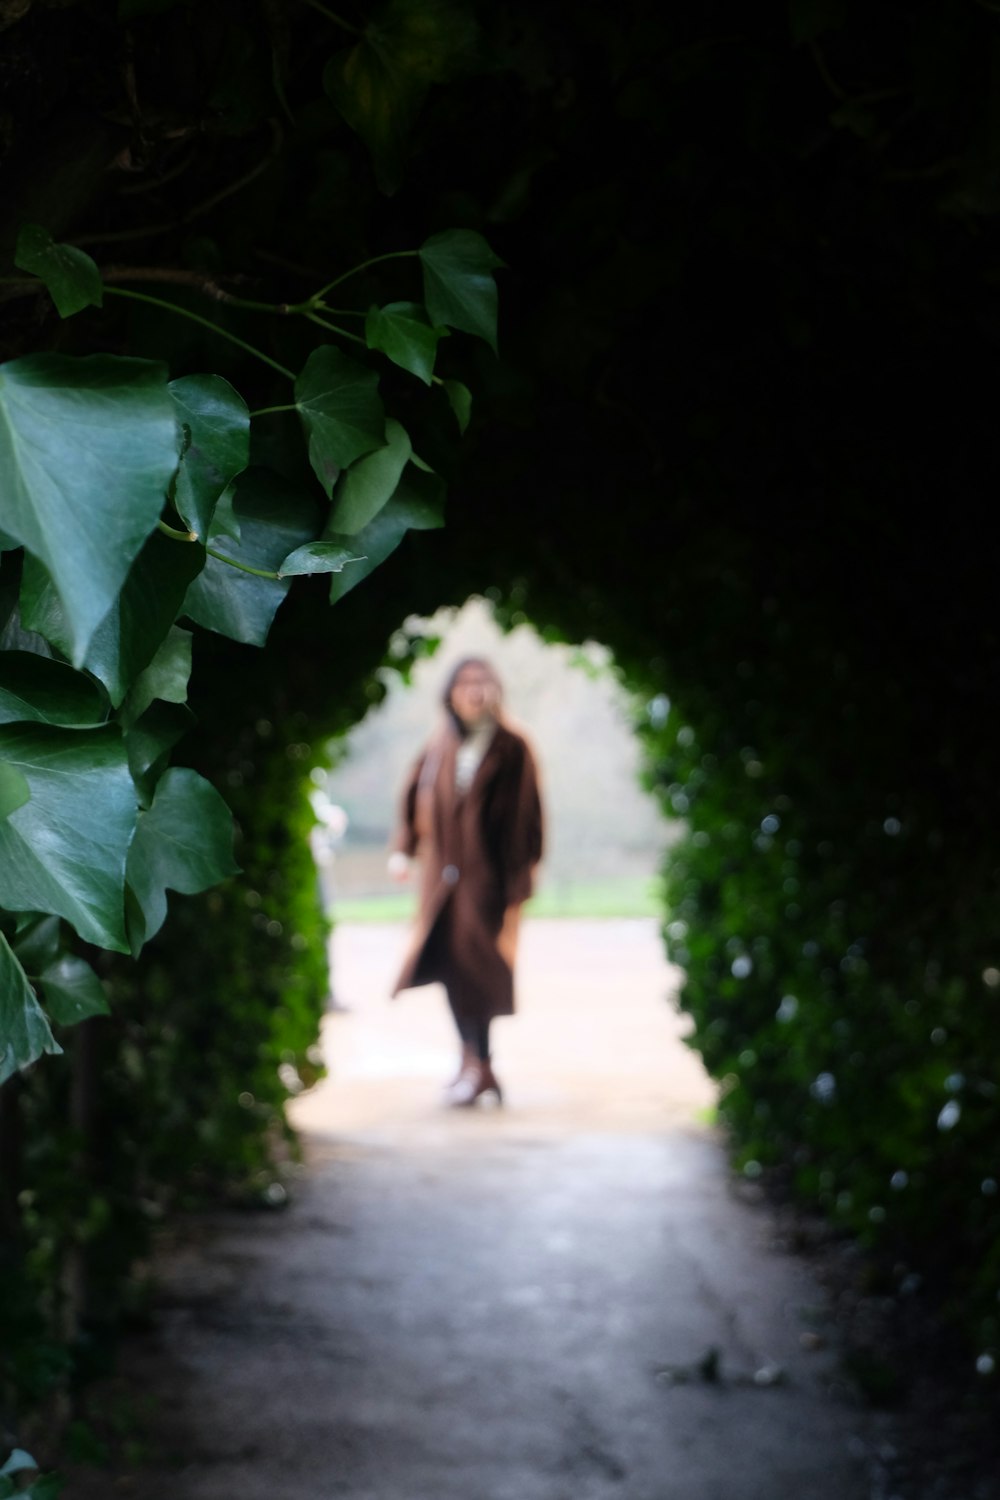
xmin=3 ymin=0 xmax=1000 ymax=1437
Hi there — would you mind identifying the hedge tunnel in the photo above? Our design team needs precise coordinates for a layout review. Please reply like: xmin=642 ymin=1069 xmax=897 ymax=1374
xmin=1 ymin=0 xmax=999 ymax=1435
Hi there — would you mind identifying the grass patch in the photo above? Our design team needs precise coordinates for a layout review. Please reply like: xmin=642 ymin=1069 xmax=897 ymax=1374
xmin=331 ymin=875 xmax=663 ymax=924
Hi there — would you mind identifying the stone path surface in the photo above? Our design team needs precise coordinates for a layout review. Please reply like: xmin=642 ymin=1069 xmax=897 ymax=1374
xmin=69 ymin=919 xmax=874 ymax=1499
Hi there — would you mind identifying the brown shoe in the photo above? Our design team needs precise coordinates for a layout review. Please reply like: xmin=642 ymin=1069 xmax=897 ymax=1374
xmin=444 ymin=1059 xmax=503 ymax=1107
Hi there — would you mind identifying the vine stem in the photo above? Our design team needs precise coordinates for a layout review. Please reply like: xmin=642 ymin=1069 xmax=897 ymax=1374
xmin=206 ymin=546 xmax=281 ymax=580
xmin=251 ymin=404 xmax=298 ymax=418
xmin=295 ymin=0 xmax=361 ymax=34
xmin=158 ymin=517 xmax=282 ymax=578
xmin=105 ymin=287 xmax=296 ymax=380
xmin=305 ymin=312 xmax=367 ymax=346
xmin=157 ymin=520 xmax=198 ymax=542
xmin=314 ymin=249 xmax=418 ymax=300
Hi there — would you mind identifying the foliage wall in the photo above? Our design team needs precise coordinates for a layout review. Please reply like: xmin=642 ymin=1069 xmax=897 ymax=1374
xmin=3 ymin=0 xmax=1000 ymax=1434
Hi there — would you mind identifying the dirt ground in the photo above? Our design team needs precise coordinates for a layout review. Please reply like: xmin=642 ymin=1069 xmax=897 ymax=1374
xmin=63 ymin=918 xmax=904 ymax=1499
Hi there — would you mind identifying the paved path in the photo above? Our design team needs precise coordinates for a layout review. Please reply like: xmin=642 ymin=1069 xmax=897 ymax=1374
xmin=70 ymin=920 xmax=873 ymax=1498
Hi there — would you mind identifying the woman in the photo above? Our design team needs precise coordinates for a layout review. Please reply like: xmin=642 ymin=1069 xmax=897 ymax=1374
xmin=387 ymin=657 xmax=544 ymax=1106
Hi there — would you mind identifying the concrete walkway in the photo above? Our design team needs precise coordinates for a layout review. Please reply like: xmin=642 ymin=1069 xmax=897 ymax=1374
xmin=71 ymin=919 xmax=873 ymax=1498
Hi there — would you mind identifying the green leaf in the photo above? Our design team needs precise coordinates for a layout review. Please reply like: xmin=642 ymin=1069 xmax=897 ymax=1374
xmin=1 ymin=1450 xmax=39 ymax=1478
xmin=295 ymin=346 xmax=386 ymax=496
xmin=0 ymin=933 xmax=61 ymax=1086
xmin=277 ymin=543 xmax=364 ymax=577
xmin=419 ymin=229 xmax=504 ymax=353
xmin=330 ymin=417 xmax=411 ymax=534
xmin=21 ymin=532 xmax=205 ymax=709
xmin=121 ymin=626 xmax=193 ymax=729
xmin=323 ymin=0 xmax=477 ymax=193
xmin=126 ymin=767 xmax=239 ymax=954
xmin=0 ymin=652 xmax=108 ymax=728
xmin=169 ymin=375 xmax=251 ymax=540
xmin=182 ymin=469 xmax=320 ymax=646
xmin=365 ymin=302 xmax=447 ymax=384
xmin=0 ymin=354 xmax=179 ymax=664
xmin=0 ymin=762 xmax=30 ymax=819
xmin=443 ymin=377 xmax=472 ymax=434
xmin=325 ymin=463 xmax=444 ymax=604
xmin=11 ymin=914 xmax=61 ymax=973
xmin=14 ymin=224 xmax=103 ymax=319
xmin=125 ymin=701 xmax=194 ymax=805
xmin=38 ymin=955 xmax=110 ymax=1026
xmin=23 ymin=1477 xmax=64 ymax=1500
xmin=0 ymin=724 xmax=136 ymax=951
xmin=324 ymin=38 xmax=421 ymax=195
xmin=209 ymin=482 xmax=242 ymax=543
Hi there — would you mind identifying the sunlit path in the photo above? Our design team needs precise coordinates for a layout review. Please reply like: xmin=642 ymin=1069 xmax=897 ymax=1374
xmin=67 ymin=919 xmax=872 ymax=1499
xmin=292 ymin=917 xmax=714 ymax=1137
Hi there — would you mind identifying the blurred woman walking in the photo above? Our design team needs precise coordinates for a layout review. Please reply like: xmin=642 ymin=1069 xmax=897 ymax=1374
xmin=388 ymin=657 xmax=544 ymax=1106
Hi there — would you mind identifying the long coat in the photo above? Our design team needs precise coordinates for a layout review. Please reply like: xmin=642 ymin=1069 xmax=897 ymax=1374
xmin=390 ymin=719 xmax=543 ymax=1021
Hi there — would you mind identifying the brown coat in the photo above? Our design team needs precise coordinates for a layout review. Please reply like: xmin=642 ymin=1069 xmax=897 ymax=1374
xmin=390 ymin=719 xmax=543 ymax=1020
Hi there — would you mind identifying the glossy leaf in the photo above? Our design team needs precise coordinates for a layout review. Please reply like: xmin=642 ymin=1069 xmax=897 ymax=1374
xmin=121 ymin=626 xmax=193 ymax=729
xmin=11 ymin=914 xmax=61 ymax=973
xmin=182 ymin=469 xmax=320 ymax=646
xmin=0 ymin=354 xmax=179 ymax=664
xmin=38 ymin=955 xmax=110 ymax=1026
xmin=21 ymin=531 xmax=205 ymax=708
xmin=277 ymin=543 xmax=364 ymax=577
xmin=209 ymin=482 xmax=242 ymax=544
xmin=0 ymin=652 xmax=108 ymax=728
xmin=14 ymin=224 xmax=103 ymax=319
xmin=0 ymin=724 xmax=136 ymax=951
xmin=170 ymin=374 xmax=251 ymax=540
xmin=365 ymin=302 xmax=446 ymax=384
xmin=0 ymin=933 xmax=61 ymax=1085
xmin=125 ymin=701 xmax=194 ymax=806
xmin=419 ymin=229 xmax=503 ymax=353
xmin=0 ymin=762 xmax=30 ymax=819
xmin=443 ymin=377 xmax=472 ymax=433
xmin=294 ymin=346 xmax=386 ymax=495
xmin=330 ymin=418 xmax=411 ymax=534
xmin=325 ymin=463 xmax=444 ymax=604
xmin=126 ymin=767 xmax=239 ymax=954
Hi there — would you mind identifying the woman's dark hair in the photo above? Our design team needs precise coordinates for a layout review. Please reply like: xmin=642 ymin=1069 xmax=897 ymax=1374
xmin=442 ymin=657 xmax=503 ymax=735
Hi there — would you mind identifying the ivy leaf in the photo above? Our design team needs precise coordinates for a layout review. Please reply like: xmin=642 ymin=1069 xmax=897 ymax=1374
xmin=182 ymin=469 xmax=320 ymax=645
xmin=209 ymin=482 xmax=242 ymax=544
xmin=295 ymin=346 xmax=386 ymax=495
xmin=14 ymin=224 xmax=103 ymax=319
xmin=169 ymin=375 xmax=251 ymax=540
xmin=443 ymin=377 xmax=472 ymax=434
xmin=0 ymin=762 xmax=30 ymax=819
xmin=0 ymin=724 xmax=137 ymax=952
xmin=0 ymin=1451 xmax=38 ymax=1479
xmin=325 ymin=463 xmax=445 ymax=604
xmin=323 ymin=0 xmax=477 ymax=192
xmin=0 ymin=652 xmax=108 ymax=729
xmin=0 ymin=354 xmax=179 ymax=665
xmin=11 ymin=914 xmax=61 ymax=973
xmin=38 ymin=955 xmax=110 ymax=1027
xmin=277 ymin=543 xmax=364 ymax=577
xmin=419 ymin=229 xmax=504 ymax=353
xmin=125 ymin=701 xmax=194 ymax=806
xmin=120 ymin=626 xmax=193 ymax=729
xmin=21 ymin=531 xmax=205 ymax=709
xmin=0 ymin=933 xmax=61 ymax=1086
xmin=330 ymin=418 xmax=411 ymax=534
xmin=125 ymin=767 xmax=239 ymax=955
xmin=365 ymin=302 xmax=447 ymax=384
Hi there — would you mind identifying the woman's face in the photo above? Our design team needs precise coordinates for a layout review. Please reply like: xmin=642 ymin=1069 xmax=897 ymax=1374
xmin=449 ymin=665 xmax=499 ymax=727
